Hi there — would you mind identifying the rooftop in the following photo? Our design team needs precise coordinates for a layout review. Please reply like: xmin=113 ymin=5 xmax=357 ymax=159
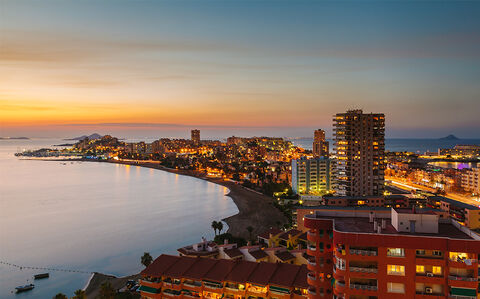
xmin=258 ymin=227 xmax=283 ymax=240
xmin=429 ymin=196 xmax=480 ymax=210
xmin=142 ymin=254 xmax=308 ymax=289
xmin=310 ymin=215 xmax=473 ymax=240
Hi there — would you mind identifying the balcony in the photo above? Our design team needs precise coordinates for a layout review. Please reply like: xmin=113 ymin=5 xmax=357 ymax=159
xmin=308 ymin=245 xmax=317 ymax=251
xmin=307 ymin=272 xmax=316 ymax=281
xmin=349 ymin=284 xmax=378 ymax=291
xmin=448 ymin=275 xmax=478 ymax=282
xmin=307 ymin=257 xmax=316 ymax=266
xmin=307 ymin=286 xmax=316 ymax=296
xmin=349 ymin=266 xmax=378 ymax=273
xmin=349 ymin=249 xmax=377 ymax=256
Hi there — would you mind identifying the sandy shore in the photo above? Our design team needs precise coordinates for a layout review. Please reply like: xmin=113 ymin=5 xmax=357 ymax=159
xmin=99 ymin=160 xmax=288 ymax=238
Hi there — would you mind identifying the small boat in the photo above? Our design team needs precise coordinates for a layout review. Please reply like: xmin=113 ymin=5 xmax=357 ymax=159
xmin=34 ymin=273 xmax=49 ymax=279
xmin=15 ymin=284 xmax=34 ymax=293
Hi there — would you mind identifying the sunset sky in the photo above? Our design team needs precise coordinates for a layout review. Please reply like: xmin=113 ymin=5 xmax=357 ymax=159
xmin=1 ymin=0 xmax=480 ymax=139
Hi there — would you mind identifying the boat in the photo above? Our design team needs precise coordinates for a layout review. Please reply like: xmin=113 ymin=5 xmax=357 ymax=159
xmin=34 ymin=273 xmax=49 ymax=279
xmin=15 ymin=284 xmax=34 ymax=293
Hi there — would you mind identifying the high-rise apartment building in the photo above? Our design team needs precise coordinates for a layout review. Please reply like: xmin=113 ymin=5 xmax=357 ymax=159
xmin=292 ymin=157 xmax=334 ymax=196
xmin=313 ymin=129 xmax=329 ymax=158
xmin=303 ymin=206 xmax=480 ymax=299
xmin=191 ymin=129 xmax=200 ymax=144
xmin=334 ymin=109 xmax=385 ymax=196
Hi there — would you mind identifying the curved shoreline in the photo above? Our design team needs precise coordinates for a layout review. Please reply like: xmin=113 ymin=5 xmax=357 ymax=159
xmin=97 ymin=159 xmax=287 ymax=238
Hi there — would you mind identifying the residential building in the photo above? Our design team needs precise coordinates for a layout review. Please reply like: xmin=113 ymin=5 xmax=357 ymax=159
xmin=334 ymin=109 xmax=385 ymax=196
xmin=462 ymin=168 xmax=480 ymax=195
xmin=313 ymin=129 xmax=329 ymax=158
xmin=439 ymin=145 xmax=480 ymax=157
xmin=191 ymin=129 xmax=201 ymax=145
xmin=303 ymin=206 xmax=480 ymax=299
xmin=139 ymin=254 xmax=309 ymax=299
xmin=428 ymin=196 xmax=480 ymax=229
xmin=292 ymin=157 xmax=335 ymax=196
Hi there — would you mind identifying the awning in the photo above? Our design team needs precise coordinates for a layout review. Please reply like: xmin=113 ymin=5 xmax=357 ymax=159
xmin=450 ymin=287 xmax=476 ymax=297
xmin=139 ymin=285 xmax=161 ymax=294
xmin=270 ymin=286 xmax=290 ymax=294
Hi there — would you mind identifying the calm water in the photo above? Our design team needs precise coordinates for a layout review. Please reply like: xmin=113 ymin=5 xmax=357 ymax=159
xmin=290 ymin=138 xmax=480 ymax=154
xmin=0 ymin=139 xmax=238 ymax=298
xmin=428 ymin=161 xmax=478 ymax=170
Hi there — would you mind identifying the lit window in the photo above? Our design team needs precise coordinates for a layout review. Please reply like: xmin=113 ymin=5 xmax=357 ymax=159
xmin=432 ymin=266 xmax=442 ymax=275
xmin=387 ymin=265 xmax=405 ymax=276
xmin=416 ymin=265 xmax=425 ymax=273
xmin=387 ymin=248 xmax=405 ymax=257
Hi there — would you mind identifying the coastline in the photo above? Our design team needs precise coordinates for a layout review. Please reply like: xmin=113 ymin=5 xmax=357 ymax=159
xmin=97 ymin=159 xmax=288 ymax=238
xmin=32 ymin=158 xmax=287 ymax=297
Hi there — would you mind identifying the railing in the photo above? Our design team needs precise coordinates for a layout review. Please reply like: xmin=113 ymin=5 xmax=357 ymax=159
xmin=449 ymin=258 xmax=477 ymax=264
xmin=307 ymin=272 xmax=316 ymax=281
xmin=349 ymin=266 xmax=378 ymax=273
xmin=184 ymin=281 xmax=202 ymax=287
xmin=204 ymin=282 xmax=224 ymax=289
xmin=448 ymin=275 xmax=478 ymax=281
xmin=336 ymin=281 xmax=346 ymax=288
xmin=308 ymin=245 xmax=317 ymax=252
xmin=307 ymin=258 xmax=316 ymax=266
xmin=416 ymin=255 xmax=443 ymax=260
xmin=349 ymin=284 xmax=378 ymax=291
xmin=307 ymin=287 xmax=316 ymax=296
xmin=449 ymin=295 xmax=477 ymax=299
xmin=349 ymin=249 xmax=377 ymax=256
xmin=416 ymin=291 xmax=443 ymax=296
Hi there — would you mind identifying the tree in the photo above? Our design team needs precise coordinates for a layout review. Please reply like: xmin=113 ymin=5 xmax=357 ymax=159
xmin=53 ymin=294 xmax=68 ymax=299
xmin=217 ymin=221 xmax=223 ymax=234
xmin=99 ymin=281 xmax=115 ymax=299
xmin=72 ymin=289 xmax=86 ymax=299
xmin=247 ymin=226 xmax=254 ymax=241
xmin=211 ymin=220 xmax=218 ymax=236
xmin=141 ymin=252 xmax=153 ymax=268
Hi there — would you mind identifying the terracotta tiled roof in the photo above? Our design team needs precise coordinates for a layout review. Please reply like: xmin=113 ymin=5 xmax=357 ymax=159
xmin=269 ymin=263 xmax=301 ymax=287
xmin=258 ymin=228 xmax=283 ymax=240
xmin=275 ymin=250 xmax=295 ymax=261
xmin=247 ymin=262 xmax=277 ymax=285
xmin=225 ymin=260 xmax=258 ymax=283
xmin=293 ymin=265 xmax=308 ymax=288
xmin=142 ymin=254 xmax=309 ymax=289
xmin=141 ymin=254 xmax=179 ymax=276
xmin=182 ymin=257 xmax=218 ymax=280
xmin=163 ymin=256 xmax=197 ymax=278
xmin=249 ymin=249 xmax=268 ymax=260
xmin=224 ymin=248 xmax=243 ymax=259
xmin=278 ymin=229 xmax=302 ymax=241
xmin=203 ymin=259 xmax=235 ymax=282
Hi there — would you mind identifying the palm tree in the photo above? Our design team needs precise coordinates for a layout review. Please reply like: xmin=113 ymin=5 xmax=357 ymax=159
xmin=211 ymin=220 xmax=218 ymax=235
xmin=72 ymin=289 xmax=86 ymax=299
xmin=247 ymin=226 xmax=254 ymax=241
xmin=141 ymin=252 xmax=153 ymax=267
xmin=53 ymin=294 xmax=67 ymax=299
xmin=99 ymin=281 xmax=115 ymax=299
xmin=217 ymin=221 xmax=224 ymax=235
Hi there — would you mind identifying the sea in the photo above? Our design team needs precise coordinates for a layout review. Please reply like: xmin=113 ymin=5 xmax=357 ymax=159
xmin=289 ymin=137 xmax=480 ymax=154
xmin=0 ymin=139 xmax=238 ymax=298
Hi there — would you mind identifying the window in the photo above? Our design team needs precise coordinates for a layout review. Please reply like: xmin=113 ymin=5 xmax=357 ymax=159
xmin=416 ymin=249 xmax=425 ymax=256
xmin=432 ymin=266 xmax=442 ymax=275
xmin=387 ymin=248 xmax=405 ymax=257
xmin=387 ymin=282 xmax=405 ymax=294
xmin=416 ymin=265 xmax=425 ymax=273
xmin=432 ymin=250 xmax=442 ymax=257
xmin=387 ymin=265 xmax=405 ymax=276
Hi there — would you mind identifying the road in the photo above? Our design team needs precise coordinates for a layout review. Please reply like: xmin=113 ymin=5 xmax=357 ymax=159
xmin=386 ymin=177 xmax=480 ymax=208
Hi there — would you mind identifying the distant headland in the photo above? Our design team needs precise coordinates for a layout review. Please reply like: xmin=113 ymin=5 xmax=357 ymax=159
xmin=64 ymin=133 xmax=103 ymax=141
xmin=0 ymin=136 xmax=30 ymax=140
